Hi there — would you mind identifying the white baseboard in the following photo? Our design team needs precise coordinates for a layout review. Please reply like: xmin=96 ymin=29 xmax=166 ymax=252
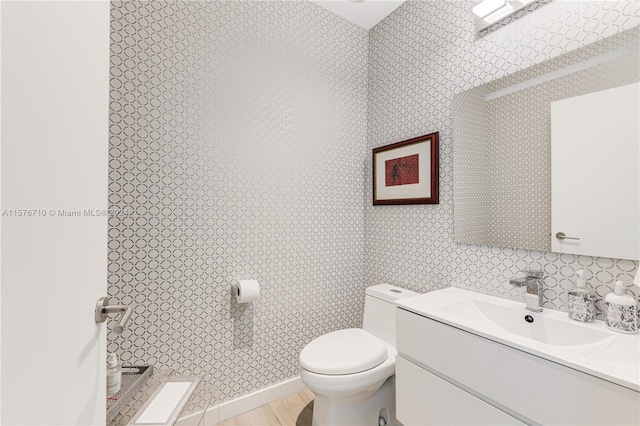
xmin=177 ymin=376 xmax=306 ymax=425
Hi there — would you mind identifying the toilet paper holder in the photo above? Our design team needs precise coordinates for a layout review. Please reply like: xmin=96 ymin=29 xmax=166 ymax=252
xmin=235 ymin=280 xmax=260 ymax=303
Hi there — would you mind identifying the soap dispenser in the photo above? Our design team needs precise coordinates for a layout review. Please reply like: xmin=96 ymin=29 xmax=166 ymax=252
xmin=567 ymin=269 xmax=596 ymax=322
xmin=605 ymin=281 xmax=638 ymax=334
xmin=106 ymin=353 xmax=122 ymax=397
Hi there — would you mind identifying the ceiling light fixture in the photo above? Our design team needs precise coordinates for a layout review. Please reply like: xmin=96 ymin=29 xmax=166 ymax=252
xmin=472 ymin=0 xmax=506 ymax=19
xmin=474 ymin=0 xmax=545 ymax=32
xmin=481 ymin=3 xmax=513 ymax=24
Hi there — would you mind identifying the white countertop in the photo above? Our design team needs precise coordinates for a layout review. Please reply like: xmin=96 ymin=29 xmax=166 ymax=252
xmin=396 ymin=287 xmax=640 ymax=392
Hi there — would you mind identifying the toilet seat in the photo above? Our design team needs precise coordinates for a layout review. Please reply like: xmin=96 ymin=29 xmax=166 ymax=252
xmin=300 ymin=343 xmax=396 ymax=400
xmin=300 ymin=328 xmax=388 ymax=375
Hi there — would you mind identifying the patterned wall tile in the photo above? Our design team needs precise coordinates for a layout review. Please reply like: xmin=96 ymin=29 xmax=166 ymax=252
xmin=108 ymin=0 xmax=368 ymax=402
xmin=452 ymin=82 xmax=492 ymax=246
xmin=367 ymin=1 xmax=640 ymax=315
xmin=108 ymin=0 xmax=640 ymax=407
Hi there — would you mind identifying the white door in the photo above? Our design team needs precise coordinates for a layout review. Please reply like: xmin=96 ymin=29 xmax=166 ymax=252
xmin=1 ymin=1 xmax=110 ymax=424
xmin=551 ymin=83 xmax=640 ymax=260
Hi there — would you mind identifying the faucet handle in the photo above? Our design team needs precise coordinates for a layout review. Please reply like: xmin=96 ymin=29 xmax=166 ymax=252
xmin=518 ymin=270 xmax=543 ymax=279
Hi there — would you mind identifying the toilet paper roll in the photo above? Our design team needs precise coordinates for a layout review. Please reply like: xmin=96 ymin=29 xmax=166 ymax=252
xmin=235 ymin=279 xmax=260 ymax=303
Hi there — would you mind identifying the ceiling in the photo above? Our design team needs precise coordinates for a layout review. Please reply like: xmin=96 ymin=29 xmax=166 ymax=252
xmin=309 ymin=0 xmax=407 ymax=30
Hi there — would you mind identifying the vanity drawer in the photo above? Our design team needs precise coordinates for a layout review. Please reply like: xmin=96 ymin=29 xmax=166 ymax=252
xmin=396 ymin=307 xmax=640 ymax=426
xmin=397 ymin=355 xmax=523 ymax=426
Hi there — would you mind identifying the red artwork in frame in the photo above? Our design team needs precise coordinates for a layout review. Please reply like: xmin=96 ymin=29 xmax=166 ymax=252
xmin=372 ymin=132 xmax=439 ymax=205
xmin=385 ymin=154 xmax=420 ymax=187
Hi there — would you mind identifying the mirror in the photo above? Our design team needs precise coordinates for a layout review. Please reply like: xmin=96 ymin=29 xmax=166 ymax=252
xmin=453 ymin=27 xmax=639 ymax=260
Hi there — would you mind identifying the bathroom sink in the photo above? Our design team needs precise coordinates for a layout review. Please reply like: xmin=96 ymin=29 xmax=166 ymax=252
xmin=396 ymin=287 xmax=639 ymax=392
xmin=441 ymin=298 xmax=613 ymax=346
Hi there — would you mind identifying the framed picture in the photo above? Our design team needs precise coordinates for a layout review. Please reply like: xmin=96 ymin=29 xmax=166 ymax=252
xmin=372 ymin=132 xmax=439 ymax=205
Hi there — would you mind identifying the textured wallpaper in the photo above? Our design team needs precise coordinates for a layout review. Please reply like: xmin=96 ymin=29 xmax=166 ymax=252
xmin=367 ymin=1 xmax=640 ymax=315
xmin=452 ymin=86 xmax=492 ymax=246
xmin=108 ymin=1 xmax=367 ymax=401
xmin=108 ymin=0 xmax=640 ymax=406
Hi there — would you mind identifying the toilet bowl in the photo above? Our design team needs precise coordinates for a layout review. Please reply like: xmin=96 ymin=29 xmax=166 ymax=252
xmin=299 ymin=284 xmax=418 ymax=426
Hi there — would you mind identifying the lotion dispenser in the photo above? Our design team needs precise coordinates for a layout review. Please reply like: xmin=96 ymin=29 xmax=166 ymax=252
xmin=567 ymin=269 xmax=596 ymax=322
xmin=605 ymin=281 xmax=638 ymax=334
xmin=106 ymin=353 xmax=122 ymax=397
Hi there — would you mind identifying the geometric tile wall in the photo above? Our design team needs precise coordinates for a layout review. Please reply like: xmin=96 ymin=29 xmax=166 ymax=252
xmin=452 ymin=83 xmax=492 ymax=246
xmin=108 ymin=0 xmax=367 ymax=402
xmin=454 ymin=27 xmax=639 ymax=251
xmin=108 ymin=0 xmax=640 ymax=406
xmin=367 ymin=2 xmax=639 ymax=316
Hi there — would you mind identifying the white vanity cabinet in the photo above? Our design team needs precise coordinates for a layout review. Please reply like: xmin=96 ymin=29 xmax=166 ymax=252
xmin=396 ymin=307 xmax=640 ymax=426
xmin=396 ymin=356 xmax=523 ymax=426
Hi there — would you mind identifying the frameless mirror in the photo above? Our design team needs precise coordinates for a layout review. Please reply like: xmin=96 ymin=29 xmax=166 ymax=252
xmin=453 ymin=27 xmax=639 ymax=260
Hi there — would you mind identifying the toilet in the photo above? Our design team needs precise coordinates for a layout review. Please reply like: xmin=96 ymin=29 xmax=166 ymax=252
xmin=299 ymin=284 xmax=418 ymax=426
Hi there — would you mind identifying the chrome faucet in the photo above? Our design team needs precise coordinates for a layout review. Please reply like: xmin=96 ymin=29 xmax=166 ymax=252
xmin=509 ymin=270 xmax=544 ymax=312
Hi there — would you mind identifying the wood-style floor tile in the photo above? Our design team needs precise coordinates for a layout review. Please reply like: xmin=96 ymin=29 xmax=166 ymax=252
xmin=216 ymin=417 xmax=239 ymax=426
xmin=219 ymin=388 xmax=315 ymax=426
xmin=233 ymin=405 xmax=280 ymax=426
xmin=269 ymin=393 xmax=309 ymax=426
xmin=297 ymin=389 xmax=314 ymax=405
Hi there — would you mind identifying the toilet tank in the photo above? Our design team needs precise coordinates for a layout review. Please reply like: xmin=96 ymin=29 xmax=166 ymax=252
xmin=362 ymin=284 xmax=419 ymax=346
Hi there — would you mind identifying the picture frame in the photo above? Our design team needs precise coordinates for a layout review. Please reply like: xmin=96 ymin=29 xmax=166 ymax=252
xmin=372 ymin=132 xmax=439 ymax=205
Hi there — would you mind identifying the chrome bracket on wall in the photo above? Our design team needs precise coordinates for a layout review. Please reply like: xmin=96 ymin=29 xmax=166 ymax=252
xmin=95 ymin=296 xmax=133 ymax=333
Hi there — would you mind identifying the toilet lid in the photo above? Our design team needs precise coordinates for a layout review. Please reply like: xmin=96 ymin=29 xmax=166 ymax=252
xmin=300 ymin=328 xmax=388 ymax=375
